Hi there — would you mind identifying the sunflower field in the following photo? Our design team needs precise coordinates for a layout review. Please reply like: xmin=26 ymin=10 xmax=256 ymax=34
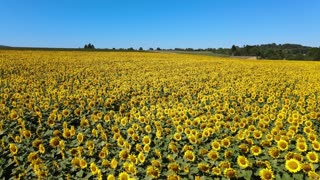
xmin=0 ymin=50 xmax=320 ymax=180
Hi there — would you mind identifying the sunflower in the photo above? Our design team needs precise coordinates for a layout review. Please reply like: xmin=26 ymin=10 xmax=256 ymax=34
xmin=128 ymin=154 xmax=138 ymax=164
xmin=277 ymin=139 xmax=288 ymax=151
xmin=308 ymin=171 xmax=320 ymax=180
xmin=198 ymin=163 xmax=210 ymax=173
xmin=184 ymin=150 xmax=195 ymax=162
xmin=259 ymin=168 xmax=274 ymax=180
xmin=211 ymin=140 xmax=221 ymax=151
xmin=38 ymin=144 xmax=45 ymax=154
xmin=221 ymin=138 xmax=231 ymax=148
xmin=253 ymin=130 xmax=263 ymax=139
xmin=168 ymin=162 xmax=180 ymax=173
xmin=285 ymin=158 xmax=301 ymax=173
xmin=223 ymin=168 xmax=236 ymax=178
xmin=80 ymin=118 xmax=90 ymax=127
xmin=119 ymin=149 xmax=129 ymax=160
xmin=142 ymin=136 xmax=151 ymax=144
xmin=237 ymin=156 xmax=249 ymax=169
xmin=219 ymin=161 xmax=231 ymax=169
xmin=138 ymin=152 xmax=145 ymax=164
xmin=127 ymin=163 xmax=137 ymax=175
xmin=173 ymin=133 xmax=182 ymax=141
xmin=62 ymin=128 xmax=71 ymax=139
xmin=207 ymin=150 xmax=219 ymax=161
xmin=90 ymin=162 xmax=99 ymax=175
xmin=304 ymin=133 xmax=314 ymax=142
xmin=53 ymin=130 xmax=61 ymax=137
xmin=107 ymin=174 xmax=116 ymax=180
xmin=49 ymin=137 xmax=60 ymax=148
xmin=212 ymin=167 xmax=221 ymax=176
xmin=118 ymin=172 xmax=130 ymax=180
xmin=250 ymin=145 xmax=262 ymax=156
xmin=301 ymin=163 xmax=314 ymax=173
xmin=99 ymin=150 xmax=107 ymax=159
xmin=296 ymin=142 xmax=308 ymax=152
xmin=239 ymin=144 xmax=249 ymax=153
xmin=268 ymin=147 xmax=280 ymax=159
xmin=110 ymin=158 xmax=118 ymax=169
xmin=62 ymin=109 xmax=70 ymax=117
xmin=80 ymin=158 xmax=87 ymax=169
xmin=9 ymin=143 xmax=18 ymax=155
xmin=146 ymin=166 xmax=160 ymax=178
xmin=167 ymin=174 xmax=181 ymax=180
xmin=23 ymin=130 xmax=31 ymax=139
xmin=77 ymin=133 xmax=84 ymax=143
xmin=312 ymin=141 xmax=320 ymax=151
xmin=188 ymin=135 xmax=197 ymax=144
xmin=143 ymin=144 xmax=151 ymax=153
xmin=145 ymin=125 xmax=152 ymax=134
xmin=14 ymin=136 xmax=22 ymax=143
xmin=71 ymin=157 xmax=81 ymax=168
xmin=151 ymin=159 xmax=161 ymax=168
xmin=306 ymin=151 xmax=319 ymax=163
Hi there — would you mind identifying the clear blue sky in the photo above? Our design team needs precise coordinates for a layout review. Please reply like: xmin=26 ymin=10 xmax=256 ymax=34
xmin=1 ymin=0 xmax=320 ymax=49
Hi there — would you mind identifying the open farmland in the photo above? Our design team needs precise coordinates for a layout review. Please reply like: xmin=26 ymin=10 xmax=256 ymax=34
xmin=1 ymin=50 xmax=320 ymax=180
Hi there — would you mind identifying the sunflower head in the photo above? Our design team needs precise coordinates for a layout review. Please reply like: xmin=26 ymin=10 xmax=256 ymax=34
xmin=250 ymin=145 xmax=262 ymax=156
xmin=237 ymin=156 xmax=250 ymax=169
xmin=296 ymin=142 xmax=308 ymax=152
xmin=168 ymin=162 xmax=180 ymax=173
xmin=285 ymin=159 xmax=301 ymax=173
xmin=306 ymin=151 xmax=319 ymax=163
xmin=9 ymin=143 xmax=18 ymax=155
xmin=184 ymin=150 xmax=195 ymax=162
xmin=146 ymin=166 xmax=160 ymax=178
xmin=207 ymin=150 xmax=219 ymax=161
xmin=223 ymin=167 xmax=236 ymax=178
xmin=277 ymin=139 xmax=288 ymax=151
xmin=259 ymin=168 xmax=274 ymax=180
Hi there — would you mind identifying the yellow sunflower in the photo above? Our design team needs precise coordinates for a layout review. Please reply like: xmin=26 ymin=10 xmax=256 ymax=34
xmin=146 ymin=166 xmax=160 ymax=178
xmin=250 ymin=145 xmax=262 ymax=156
xmin=184 ymin=150 xmax=195 ymax=162
xmin=168 ymin=162 xmax=180 ymax=173
xmin=259 ymin=168 xmax=274 ymax=180
xmin=296 ymin=142 xmax=308 ymax=152
xmin=212 ymin=166 xmax=221 ymax=176
xmin=306 ymin=151 xmax=319 ymax=163
xmin=118 ymin=172 xmax=130 ymax=180
xmin=285 ymin=158 xmax=301 ymax=173
xmin=207 ymin=150 xmax=219 ymax=161
xmin=49 ymin=137 xmax=60 ymax=148
xmin=90 ymin=162 xmax=99 ymax=175
xmin=223 ymin=168 xmax=236 ymax=178
xmin=237 ymin=156 xmax=250 ymax=169
xmin=277 ymin=139 xmax=288 ymax=151
xmin=9 ymin=143 xmax=18 ymax=155
xmin=308 ymin=171 xmax=320 ymax=180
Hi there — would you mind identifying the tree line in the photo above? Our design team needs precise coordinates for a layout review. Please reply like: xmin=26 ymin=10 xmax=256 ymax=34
xmin=230 ymin=43 xmax=320 ymax=60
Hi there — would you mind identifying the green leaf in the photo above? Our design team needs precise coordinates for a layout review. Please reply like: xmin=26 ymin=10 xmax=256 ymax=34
xmin=282 ymin=172 xmax=292 ymax=180
xmin=243 ymin=170 xmax=252 ymax=180
xmin=292 ymin=173 xmax=303 ymax=180
xmin=76 ymin=170 xmax=84 ymax=177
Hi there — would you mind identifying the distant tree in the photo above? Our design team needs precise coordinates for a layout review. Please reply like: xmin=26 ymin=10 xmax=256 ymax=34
xmin=156 ymin=47 xmax=161 ymax=51
xmin=128 ymin=47 xmax=134 ymax=51
xmin=84 ymin=43 xmax=95 ymax=49
xmin=149 ymin=48 xmax=154 ymax=51
xmin=231 ymin=45 xmax=237 ymax=56
xmin=139 ymin=47 xmax=143 ymax=51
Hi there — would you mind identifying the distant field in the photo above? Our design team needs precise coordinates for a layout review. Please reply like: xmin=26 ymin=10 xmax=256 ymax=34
xmin=158 ymin=50 xmax=229 ymax=57
xmin=1 ymin=50 xmax=320 ymax=179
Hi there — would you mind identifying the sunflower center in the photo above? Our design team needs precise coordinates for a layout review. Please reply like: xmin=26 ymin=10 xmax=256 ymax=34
xmin=289 ymin=161 xmax=298 ymax=169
